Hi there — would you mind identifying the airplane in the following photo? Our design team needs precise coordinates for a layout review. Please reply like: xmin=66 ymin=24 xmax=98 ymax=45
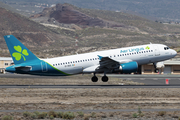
xmin=4 ymin=35 xmax=177 ymax=82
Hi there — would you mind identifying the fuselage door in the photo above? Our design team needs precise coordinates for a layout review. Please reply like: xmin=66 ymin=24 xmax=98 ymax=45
xmin=41 ymin=62 xmax=48 ymax=72
xmin=153 ymin=45 xmax=160 ymax=56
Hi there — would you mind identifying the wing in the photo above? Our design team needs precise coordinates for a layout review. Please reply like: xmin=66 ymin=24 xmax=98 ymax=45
xmin=83 ymin=55 xmax=133 ymax=73
xmin=98 ymin=55 xmax=119 ymax=70
xmin=97 ymin=55 xmax=133 ymax=69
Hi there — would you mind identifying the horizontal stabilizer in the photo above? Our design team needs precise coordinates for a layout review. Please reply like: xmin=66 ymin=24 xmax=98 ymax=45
xmin=15 ymin=66 xmax=32 ymax=72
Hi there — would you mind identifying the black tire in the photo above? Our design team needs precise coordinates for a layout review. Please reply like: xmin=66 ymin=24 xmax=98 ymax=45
xmin=154 ymin=69 xmax=159 ymax=73
xmin=102 ymin=76 xmax=108 ymax=82
xmin=91 ymin=76 xmax=98 ymax=82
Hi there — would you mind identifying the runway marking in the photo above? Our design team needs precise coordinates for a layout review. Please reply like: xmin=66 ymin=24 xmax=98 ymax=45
xmin=153 ymin=78 xmax=158 ymax=80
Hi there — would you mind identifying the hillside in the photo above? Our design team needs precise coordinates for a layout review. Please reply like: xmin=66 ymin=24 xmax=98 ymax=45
xmin=0 ymin=7 xmax=75 ymax=58
xmin=2 ymin=0 xmax=180 ymax=21
xmin=1 ymin=3 xmax=180 ymax=58
xmin=30 ymin=4 xmax=180 ymax=48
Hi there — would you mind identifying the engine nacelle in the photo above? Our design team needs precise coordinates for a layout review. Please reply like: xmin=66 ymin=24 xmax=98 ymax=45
xmin=155 ymin=62 xmax=164 ymax=69
xmin=114 ymin=61 xmax=138 ymax=73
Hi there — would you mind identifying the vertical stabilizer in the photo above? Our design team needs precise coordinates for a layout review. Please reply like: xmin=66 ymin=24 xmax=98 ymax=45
xmin=4 ymin=35 xmax=39 ymax=65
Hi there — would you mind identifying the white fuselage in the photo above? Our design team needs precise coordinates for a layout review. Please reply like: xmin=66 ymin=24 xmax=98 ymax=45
xmin=43 ymin=44 xmax=177 ymax=75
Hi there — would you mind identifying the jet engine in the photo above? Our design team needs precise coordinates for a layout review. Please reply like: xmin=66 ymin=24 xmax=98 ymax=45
xmin=113 ymin=61 xmax=138 ymax=73
xmin=155 ymin=62 xmax=165 ymax=69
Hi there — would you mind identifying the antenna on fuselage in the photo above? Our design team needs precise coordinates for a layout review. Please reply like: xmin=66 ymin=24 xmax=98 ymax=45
xmin=150 ymin=42 xmax=152 ymax=44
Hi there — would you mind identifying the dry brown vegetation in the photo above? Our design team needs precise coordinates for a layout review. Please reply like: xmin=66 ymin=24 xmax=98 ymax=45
xmin=0 ymin=74 xmax=180 ymax=119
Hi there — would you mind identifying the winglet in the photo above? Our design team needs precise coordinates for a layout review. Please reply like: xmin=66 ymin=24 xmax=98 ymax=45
xmin=97 ymin=55 xmax=103 ymax=60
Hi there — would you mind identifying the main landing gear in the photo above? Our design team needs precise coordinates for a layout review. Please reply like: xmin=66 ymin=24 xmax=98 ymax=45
xmin=102 ymin=75 xmax=108 ymax=82
xmin=91 ymin=73 xmax=109 ymax=82
xmin=91 ymin=74 xmax=98 ymax=82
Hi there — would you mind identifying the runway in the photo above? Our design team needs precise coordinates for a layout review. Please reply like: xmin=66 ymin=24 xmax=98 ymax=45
xmin=0 ymin=85 xmax=180 ymax=88
xmin=108 ymin=74 xmax=180 ymax=85
xmin=0 ymin=74 xmax=180 ymax=87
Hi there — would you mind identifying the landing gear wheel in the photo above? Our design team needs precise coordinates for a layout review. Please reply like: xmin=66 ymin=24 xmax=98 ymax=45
xmin=91 ymin=76 xmax=98 ymax=82
xmin=102 ymin=76 xmax=108 ymax=82
xmin=154 ymin=69 xmax=159 ymax=73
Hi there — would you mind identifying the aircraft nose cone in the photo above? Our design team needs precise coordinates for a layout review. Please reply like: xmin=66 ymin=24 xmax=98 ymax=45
xmin=172 ymin=50 xmax=177 ymax=57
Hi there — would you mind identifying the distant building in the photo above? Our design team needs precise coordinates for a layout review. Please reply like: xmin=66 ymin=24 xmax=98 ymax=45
xmin=141 ymin=59 xmax=180 ymax=74
xmin=0 ymin=57 xmax=13 ymax=73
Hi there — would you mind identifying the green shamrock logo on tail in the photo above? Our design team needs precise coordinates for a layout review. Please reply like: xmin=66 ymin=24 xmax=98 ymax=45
xmin=12 ymin=45 xmax=29 ymax=61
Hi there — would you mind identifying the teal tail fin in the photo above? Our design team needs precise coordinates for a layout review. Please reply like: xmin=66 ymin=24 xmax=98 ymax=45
xmin=4 ymin=35 xmax=39 ymax=65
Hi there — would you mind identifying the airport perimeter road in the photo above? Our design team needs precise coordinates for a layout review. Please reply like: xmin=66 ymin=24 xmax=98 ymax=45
xmin=1 ymin=108 xmax=180 ymax=113
xmin=108 ymin=74 xmax=180 ymax=85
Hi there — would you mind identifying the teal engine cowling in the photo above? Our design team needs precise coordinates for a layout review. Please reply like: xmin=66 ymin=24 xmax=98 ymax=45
xmin=113 ymin=61 xmax=138 ymax=73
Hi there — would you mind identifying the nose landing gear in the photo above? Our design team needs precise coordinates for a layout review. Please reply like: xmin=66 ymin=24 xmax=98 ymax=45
xmin=153 ymin=63 xmax=159 ymax=73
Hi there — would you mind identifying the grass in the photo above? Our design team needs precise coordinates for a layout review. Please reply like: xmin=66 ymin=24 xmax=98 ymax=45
xmin=77 ymin=111 xmax=84 ymax=117
xmin=158 ymin=111 xmax=166 ymax=116
xmin=1 ymin=115 xmax=13 ymax=120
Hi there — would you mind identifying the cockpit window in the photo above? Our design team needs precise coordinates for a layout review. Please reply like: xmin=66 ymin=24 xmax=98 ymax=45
xmin=164 ymin=47 xmax=170 ymax=50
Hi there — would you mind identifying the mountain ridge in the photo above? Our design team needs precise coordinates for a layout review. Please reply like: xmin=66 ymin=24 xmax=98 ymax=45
xmin=1 ymin=3 xmax=180 ymax=58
